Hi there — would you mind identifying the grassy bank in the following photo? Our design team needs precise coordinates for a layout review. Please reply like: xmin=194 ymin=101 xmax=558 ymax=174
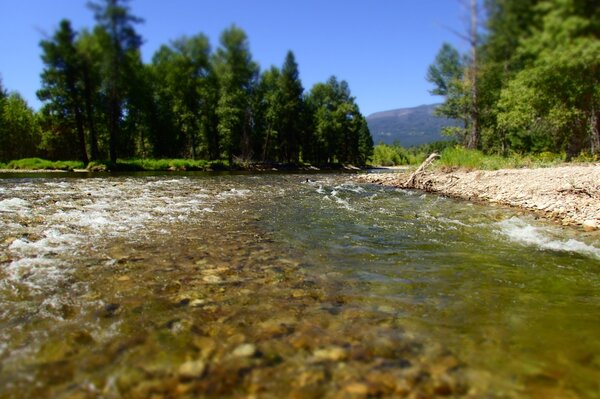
xmin=0 ymin=157 xmax=230 ymax=172
xmin=1 ymin=158 xmax=85 ymax=171
xmin=372 ymin=144 xmax=598 ymax=170
xmin=0 ymin=157 xmax=328 ymax=172
xmin=86 ymin=158 xmax=230 ymax=172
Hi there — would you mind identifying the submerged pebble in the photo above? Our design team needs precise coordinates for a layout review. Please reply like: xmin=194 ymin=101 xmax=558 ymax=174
xmin=232 ymin=343 xmax=258 ymax=358
xmin=178 ymin=359 xmax=206 ymax=379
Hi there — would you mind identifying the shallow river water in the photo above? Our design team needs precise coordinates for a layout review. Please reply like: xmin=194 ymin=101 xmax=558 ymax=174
xmin=0 ymin=172 xmax=599 ymax=398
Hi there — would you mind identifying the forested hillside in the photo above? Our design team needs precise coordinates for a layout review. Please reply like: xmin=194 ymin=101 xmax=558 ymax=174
xmin=0 ymin=0 xmax=373 ymax=166
xmin=367 ymin=104 xmax=457 ymax=146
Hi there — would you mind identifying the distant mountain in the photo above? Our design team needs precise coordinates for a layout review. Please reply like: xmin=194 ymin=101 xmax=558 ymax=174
xmin=366 ymin=104 xmax=459 ymax=147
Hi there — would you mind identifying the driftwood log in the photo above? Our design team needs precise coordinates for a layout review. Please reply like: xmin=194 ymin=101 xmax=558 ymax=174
xmin=404 ymin=153 xmax=440 ymax=188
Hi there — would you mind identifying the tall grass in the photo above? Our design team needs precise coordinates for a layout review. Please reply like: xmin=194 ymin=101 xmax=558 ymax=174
xmin=438 ymin=147 xmax=567 ymax=170
xmin=371 ymin=143 xmax=579 ymax=170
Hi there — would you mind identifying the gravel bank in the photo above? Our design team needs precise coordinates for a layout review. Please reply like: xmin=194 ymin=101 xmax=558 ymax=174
xmin=358 ymin=164 xmax=600 ymax=231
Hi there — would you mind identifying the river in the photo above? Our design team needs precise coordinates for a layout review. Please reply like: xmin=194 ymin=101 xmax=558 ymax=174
xmin=0 ymin=172 xmax=599 ymax=398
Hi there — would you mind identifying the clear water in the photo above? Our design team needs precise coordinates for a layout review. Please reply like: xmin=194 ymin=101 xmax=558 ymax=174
xmin=0 ymin=173 xmax=598 ymax=398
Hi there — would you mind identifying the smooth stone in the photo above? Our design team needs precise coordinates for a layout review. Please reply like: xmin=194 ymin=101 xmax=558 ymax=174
xmin=313 ymin=346 xmax=347 ymax=362
xmin=189 ymin=298 xmax=207 ymax=307
xmin=178 ymin=359 xmax=206 ymax=379
xmin=582 ymin=220 xmax=598 ymax=232
xmin=232 ymin=343 xmax=257 ymax=358
xmin=298 ymin=369 xmax=327 ymax=387
xmin=344 ymin=382 xmax=369 ymax=395
xmin=202 ymin=275 xmax=222 ymax=283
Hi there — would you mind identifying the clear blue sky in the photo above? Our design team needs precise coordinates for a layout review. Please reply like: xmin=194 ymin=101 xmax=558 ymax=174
xmin=0 ymin=0 xmax=467 ymax=116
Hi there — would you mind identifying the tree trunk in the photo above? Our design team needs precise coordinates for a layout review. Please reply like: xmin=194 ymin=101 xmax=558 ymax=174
xmin=108 ymin=95 xmax=119 ymax=164
xmin=82 ymin=68 xmax=99 ymax=161
xmin=262 ymin=125 xmax=272 ymax=163
xmin=74 ymin=106 xmax=89 ymax=165
xmin=67 ymin=75 xmax=89 ymax=165
xmin=466 ymin=0 xmax=479 ymax=150
xmin=190 ymin=128 xmax=197 ymax=160
xmin=591 ymin=104 xmax=600 ymax=156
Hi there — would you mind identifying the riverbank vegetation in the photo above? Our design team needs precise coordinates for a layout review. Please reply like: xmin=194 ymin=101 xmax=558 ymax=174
xmin=0 ymin=0 xmax=373 ymax=169
xmin=371 ymin=143 xmax=594 ymax=170
xmin=0 ymin=158 xmax=84 ymax=171
xmin=372 ymin=0 xmax=599 ymax=169
xmin=427 ymin=0 xmax=599 ymax=160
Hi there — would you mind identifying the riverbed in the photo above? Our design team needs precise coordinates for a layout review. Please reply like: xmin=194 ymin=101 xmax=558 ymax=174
xmin=0 ymin=172 xmax=599 ymax=398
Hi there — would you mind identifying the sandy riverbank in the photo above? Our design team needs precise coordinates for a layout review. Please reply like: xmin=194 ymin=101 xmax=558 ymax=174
xmin=357 ymin=164 xmax=600 ymax=231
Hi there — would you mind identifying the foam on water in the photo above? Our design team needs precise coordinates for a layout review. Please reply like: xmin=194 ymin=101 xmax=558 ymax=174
xmin=497 ymin=217 xmax=600 ymax=260
xmin=218 ymin=188 xmax=250 ymax=198
xmin=0 ymin=198 xmax=30 ymax=214
xmin=334 ymin=183 xmax=365 ymax=194
xmin=0 ymin=177 xmax=252 ymax=301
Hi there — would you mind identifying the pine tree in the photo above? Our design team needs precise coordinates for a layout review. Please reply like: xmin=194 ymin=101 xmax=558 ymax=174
xmin=151 ymin=34 xmax=212 ymax=159
xmin=278 ymin=51 xmax=305 ymax=163
xmin=256 ymin=66 xmax=283 ymax=162
xmin=37 ymin=20 xmax=89 ymax=164
xmin=213 ymin=26 xmax=259 ymax=164
xmin=306 ymin=76 xmax=372 ymax=165
xmin=88 ymin=0 xmax=143 ymax=163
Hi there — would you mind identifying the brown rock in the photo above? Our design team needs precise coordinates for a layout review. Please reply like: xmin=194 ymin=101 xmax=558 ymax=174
xmin=344 ymin=382 xmax=369 ymax=396
xmin=582 ymin=220 xmax=598 ymax=232
xmin=313 ymin=346 xmax=348 ymax=362
xmin=178 ymin=359 xmax=206 ymax=379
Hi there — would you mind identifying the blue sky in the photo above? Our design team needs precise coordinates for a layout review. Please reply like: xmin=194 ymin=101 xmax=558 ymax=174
xmin=0 ymin=0 xmax=467 ymax=116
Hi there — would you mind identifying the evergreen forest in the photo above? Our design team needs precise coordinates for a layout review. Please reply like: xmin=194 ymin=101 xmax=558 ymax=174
xmin=0 ymin=0 xmax=373 ymax=167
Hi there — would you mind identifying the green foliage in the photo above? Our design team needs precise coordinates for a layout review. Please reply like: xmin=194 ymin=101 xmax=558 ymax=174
xmin=256 ymin=66 xmax=283 ymax=162
xmin=214 ymin=25 xmax=259 ymax=163
xmin=426 ymin=43 xmax=464 ymax=97
xmin=5 ymin=158 xmax=83 ymax=171
xmin=306 ymin=76 xmax=373 ymax=165
xmin=278 ymin=51 xmax=305 ymax=163
xmin=89 ymin=0 xmax=143 ymax=163
xmin=86 ymin=158 xmax=229 ymax=171
xmin=371 ymin=141 xmax=455 ymax=166
xmin=427 ymin=0 xmax=600 ymax=160
xmin=38 ymin=19 xmax=90 ymax=164
xmin=438 ymin=146 xmax=569 ymax=170
xmin=372 ymin=145 xmax=413 ymax=166
xmin=426 ymin=43 xmax=472 ymax=143
xmin=372 ymin=142 xmax=575 ymax=170
xmin=150 ymin=34 xmax=213 ymax=159
xmin=496 ymin=0 xmax=600 ymax=158
xmin=0 ymin=93 xmax=41 ymax=162
xmin=7 ymin=5 xmax=374 ymax=168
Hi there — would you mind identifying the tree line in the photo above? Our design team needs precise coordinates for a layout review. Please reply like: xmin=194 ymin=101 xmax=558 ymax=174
xmin=0 ymin=0 xmax=373 ymax=166
xmin=427 ymin=0 xmax=599 ymax=159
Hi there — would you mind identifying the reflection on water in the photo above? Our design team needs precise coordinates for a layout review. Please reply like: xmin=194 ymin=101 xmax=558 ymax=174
xmin=0 ymin=173 xmax=599 ymax=398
